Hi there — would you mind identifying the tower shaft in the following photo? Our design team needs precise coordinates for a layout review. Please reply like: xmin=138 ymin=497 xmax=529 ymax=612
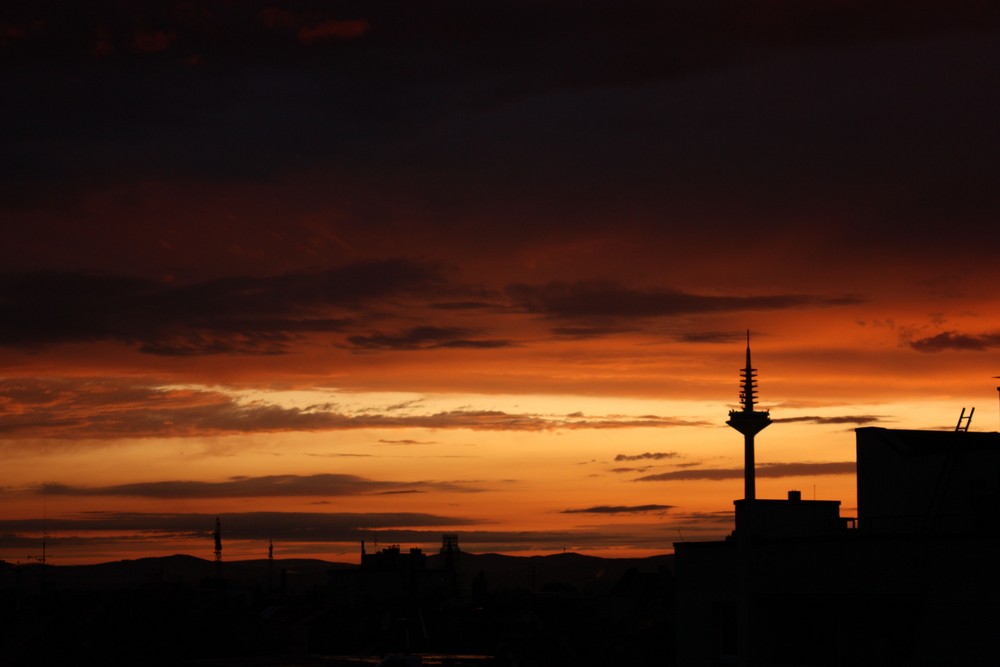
xmin=744 ymin=432 xmax=755 ymax=501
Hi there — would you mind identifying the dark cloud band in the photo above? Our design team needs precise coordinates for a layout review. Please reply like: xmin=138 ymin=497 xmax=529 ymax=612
xmin=0 ymin=261 xmax=441 ymax=355
xmin=561 ymin=504 xmax=674 ymax=515
xmin=635 ymin=461 xmax=856 ymax=482
xmin=37 ymin=474 xmax=478 ymax=499
xmin=506 ymin=281 xmax=862 ymax=323
xmin=910 ymin=331 xmax=1000 ymax=352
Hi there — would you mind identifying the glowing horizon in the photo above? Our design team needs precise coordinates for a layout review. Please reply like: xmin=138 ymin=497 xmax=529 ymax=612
xmin=2 ymin=1 xmax=999 ymax=565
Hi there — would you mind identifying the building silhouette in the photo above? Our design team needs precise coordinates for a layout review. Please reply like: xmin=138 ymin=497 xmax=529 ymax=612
xmin=674 ymin=341 xmax=1000 ymax=666
xmin=326 ymin=535 xmax=464 ymax=605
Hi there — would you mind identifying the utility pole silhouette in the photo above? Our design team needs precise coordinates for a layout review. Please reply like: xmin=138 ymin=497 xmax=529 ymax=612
xmin=213 ymin=517 xmax=222 ymax=580
xmin=268 ymin=538 xmax=273 ymax=595
xmin=27 ymin=491 xmax=48 ymax=594
xmin=993 ymin=377 xmax=1000 ymax=430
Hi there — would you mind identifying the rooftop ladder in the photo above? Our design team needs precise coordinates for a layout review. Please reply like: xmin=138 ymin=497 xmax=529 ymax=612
xmin=955 ymin=406 xmax=974 ymax=432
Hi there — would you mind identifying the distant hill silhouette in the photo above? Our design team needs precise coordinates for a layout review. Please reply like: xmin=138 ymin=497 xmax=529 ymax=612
xmin=427 ymin=550 xmax=673 ymax=593
xmin=0 ymin=551 xmax=672 ymax=594
xmin=0 ymin=551 xmax=675 ymax=666
xmin=0 ymin=554 xmax=353 ymax=592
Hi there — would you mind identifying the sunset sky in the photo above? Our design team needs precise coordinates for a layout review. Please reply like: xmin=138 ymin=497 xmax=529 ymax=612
xmin=2 ymin=1 xmax=1000 ymax=565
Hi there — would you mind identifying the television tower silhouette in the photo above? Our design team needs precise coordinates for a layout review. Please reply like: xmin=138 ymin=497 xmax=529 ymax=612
xmin=726 ymin=331 xmax=771 ymax=501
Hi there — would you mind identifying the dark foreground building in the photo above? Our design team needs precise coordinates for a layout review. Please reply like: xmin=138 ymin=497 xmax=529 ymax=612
xmin=675 ymin=341 xmax=1000 ymax=665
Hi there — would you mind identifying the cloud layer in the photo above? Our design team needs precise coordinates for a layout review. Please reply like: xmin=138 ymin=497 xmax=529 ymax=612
xmin=635 ymin=461 xmax=856 ymax=482
xmin=38 ymin=474 xmax=479 ymax=498
xmin=0 ymin=267 xmax=871 ymax=357
xmin=507 ymin=282 xmax=861 ymax=327
xmin=561 ymin=504 xmax=674 ymax=515
xmin=0 ymin=262 xmax=439 ymax=355
xmin=0 ymin=378 xmax=707 ymax=439
xmin=910 ymin=331 xmax=1000 ymax=352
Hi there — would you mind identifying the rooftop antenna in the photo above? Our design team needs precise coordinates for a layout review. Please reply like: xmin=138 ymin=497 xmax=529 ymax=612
xmin=956 ymin=407 xmax=974 ymax=432
xmin=25 ymin=491 xmax=49 ymax=594
xmin=28 ymin=492 xmax=48 ymax=571
xmin=726 ymin=330 xmax=771 ymax=501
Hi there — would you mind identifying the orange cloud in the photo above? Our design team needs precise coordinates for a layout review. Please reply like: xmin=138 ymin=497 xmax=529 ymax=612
xmin=0 ymin=378 xmax=708 ymax=440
